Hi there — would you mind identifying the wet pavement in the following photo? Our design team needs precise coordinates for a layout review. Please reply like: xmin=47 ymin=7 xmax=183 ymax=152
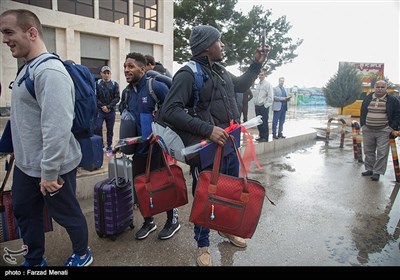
xmin=1 ymin=105 xmax=399 ymax=270
xmin=255 ymin=141 xmax=400 ymax=266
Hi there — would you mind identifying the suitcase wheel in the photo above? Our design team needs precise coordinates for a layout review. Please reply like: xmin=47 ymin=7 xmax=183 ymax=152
xmin=97 ymin=232 xmax=104 ymax=238
xmin=129 ymin=223 xmax=135 ymax=230
xmin=109 ymin=235 xmax=117 ymax=241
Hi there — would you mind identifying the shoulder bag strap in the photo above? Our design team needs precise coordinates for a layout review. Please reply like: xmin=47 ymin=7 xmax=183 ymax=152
xmin=1 ymin=154 xmax=14 ymax=211
xmin=1 ymin=154 xmax=14 ymax=193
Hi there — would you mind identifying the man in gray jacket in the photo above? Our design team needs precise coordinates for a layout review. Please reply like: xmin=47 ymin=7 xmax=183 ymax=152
xmin=253 ymin=68 xmax=273 ymax=142
xmin=0 ymin=9 xmax=92 ymax=266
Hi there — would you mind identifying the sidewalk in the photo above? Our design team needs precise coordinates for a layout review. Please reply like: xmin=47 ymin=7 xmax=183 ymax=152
xmin=1 ymin=117 xmax=323 ymax=268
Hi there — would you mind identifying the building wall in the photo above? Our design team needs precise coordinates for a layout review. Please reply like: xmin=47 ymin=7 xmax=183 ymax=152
xmin=0 ymin=0 xmax=174 ymax=110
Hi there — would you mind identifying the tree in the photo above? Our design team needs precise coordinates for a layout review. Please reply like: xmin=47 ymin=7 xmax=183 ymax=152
xmin=173 ymin=0 xmax=303 ymax=74
xmin=173 ymin=0 xmax=240 ymax=63
xmin=323 ymin=63 xmax=363 ymax=115
xmin=369 ymin=72 xmax=379 ymax=89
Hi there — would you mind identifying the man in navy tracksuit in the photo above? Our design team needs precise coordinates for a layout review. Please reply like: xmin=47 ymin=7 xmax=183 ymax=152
xmin=95 ymin=66 xmax=120 ymax=152
xmin=119 ymin=52 xmax=180 ymax=240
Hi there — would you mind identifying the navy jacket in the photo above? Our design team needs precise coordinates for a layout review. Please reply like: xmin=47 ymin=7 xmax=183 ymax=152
xmin=119 ymin=73 xmax=169 ymax=155
xmin=96 ymin=80 xmax=120 ymax=112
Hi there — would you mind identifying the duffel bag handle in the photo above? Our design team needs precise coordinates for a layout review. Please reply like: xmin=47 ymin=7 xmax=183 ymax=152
xmin=210 ymin=135 xmax=250 ymax=195
xmin=144 ymin=135 xmax=175 ymax=186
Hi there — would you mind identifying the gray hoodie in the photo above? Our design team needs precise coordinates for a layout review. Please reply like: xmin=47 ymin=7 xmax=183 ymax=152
xmin=10 ymin=53 xmax=82 ymax=181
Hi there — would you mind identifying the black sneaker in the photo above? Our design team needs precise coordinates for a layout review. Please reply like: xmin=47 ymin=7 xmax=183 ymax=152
xmin=361 ymin=170 xmax=373 ymax=176
xmin=158 ymin=220 xmax=181 ymax=240
xmin=371 ymin=174 xmax=380 ymax=181
xmin=135 ymin=220 xmax=157 ymax=240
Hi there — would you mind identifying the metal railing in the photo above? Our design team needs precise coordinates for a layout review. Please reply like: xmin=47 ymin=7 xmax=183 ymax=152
xmin=351 ymin=121 xmax=363 ymax=163
xmin=390 ymin=131 xmax=400 ymax=182
xmin=325 ymin=117 xmax=347 ymax=148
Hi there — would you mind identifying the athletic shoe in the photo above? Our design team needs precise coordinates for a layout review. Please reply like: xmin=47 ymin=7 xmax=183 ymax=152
xmin=158 ymin=220 xmax=181 ymax=240
xmin=22 ymin=259 xmax=48 ymax=267
xmin=135 ymin=220 xmax=157 ymax=240
xmin=64 ymin=247 xmax=93 ymax=267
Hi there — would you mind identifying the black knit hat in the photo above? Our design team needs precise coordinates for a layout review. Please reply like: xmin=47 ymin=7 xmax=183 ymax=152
xmin=189 ymin=25 xmax=221 ymax=56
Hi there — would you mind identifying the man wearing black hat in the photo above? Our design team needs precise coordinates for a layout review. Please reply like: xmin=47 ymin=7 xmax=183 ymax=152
xmin=95 ymin=66 xmax=120 ymax=152
xmin=158 ymin=24 xmax=269 ymax=266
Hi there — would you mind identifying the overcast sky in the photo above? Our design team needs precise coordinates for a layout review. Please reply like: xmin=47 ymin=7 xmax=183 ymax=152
xmin=227 ymin=0 xmax=399 ymax=88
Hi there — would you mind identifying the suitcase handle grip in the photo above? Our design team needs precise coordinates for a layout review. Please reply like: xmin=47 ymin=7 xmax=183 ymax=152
xmin=113 ymin=154 xmax=130 ymax=187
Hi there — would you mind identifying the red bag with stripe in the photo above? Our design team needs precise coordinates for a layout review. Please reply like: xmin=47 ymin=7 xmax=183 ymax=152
xmin=1 ymin=154 xmax=53 ymax=243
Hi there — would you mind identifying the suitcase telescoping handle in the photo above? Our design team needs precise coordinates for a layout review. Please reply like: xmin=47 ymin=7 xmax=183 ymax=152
xmin=121 ymin=154 xmax=129 ymax=182
xmin=113 ymin=153 xmax=130 ymax=187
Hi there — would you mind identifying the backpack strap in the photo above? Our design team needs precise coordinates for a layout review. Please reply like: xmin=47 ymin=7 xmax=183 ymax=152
xmin=147 ymin=77 xmax=160 ymax=111
xmin=186 ymin=61 xmax=215 ymax=124
xmin=186 ymin=60 xmax=209 ymax=110
xmin=17 ymin=53 xmax=61 ymax=100
xmin=8 ymin=64 xmax=26 ymax=92
xmin=124 ymin=89 xmax=130 ymax=109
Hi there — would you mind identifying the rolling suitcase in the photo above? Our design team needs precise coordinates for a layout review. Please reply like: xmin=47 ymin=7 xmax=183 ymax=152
xmin=108 ymin=154 xmax=137 ymax=205
xmin=94 ymin=155 xmax=134 ymax=241
xmin=78 ymin=134 xmax=103 ymax=171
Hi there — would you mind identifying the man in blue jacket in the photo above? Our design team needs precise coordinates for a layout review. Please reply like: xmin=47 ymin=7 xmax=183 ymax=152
xmin=272 ymin=77 xmax=291 ymax=139
xmin=119 ymin=52 xmax=180 ymax=240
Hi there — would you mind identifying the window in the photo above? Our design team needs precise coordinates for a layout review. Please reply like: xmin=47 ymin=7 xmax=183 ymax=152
xmin=80 ymin=34 xmax=110 ymax=80
xmin=130 ymin=41 xmax=153 ymax=55
xmin=12 ymin=0 xmax=52 ymax=9
xmin=81 ymin=58 xmax=108 ymax=81
xmin=99 ymin=0 xmax=128 ymax=25
xmin=58 ymin=0 xmax=94 ymax=18
xmin=132 ymin=0 xmax=158 ymax=31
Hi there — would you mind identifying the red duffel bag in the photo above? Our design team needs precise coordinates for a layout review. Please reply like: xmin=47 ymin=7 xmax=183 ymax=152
xmin=190 ymin=135 xmax=273 ymax=238
xmin=134 ymin=138 xmax=188 ymax=217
